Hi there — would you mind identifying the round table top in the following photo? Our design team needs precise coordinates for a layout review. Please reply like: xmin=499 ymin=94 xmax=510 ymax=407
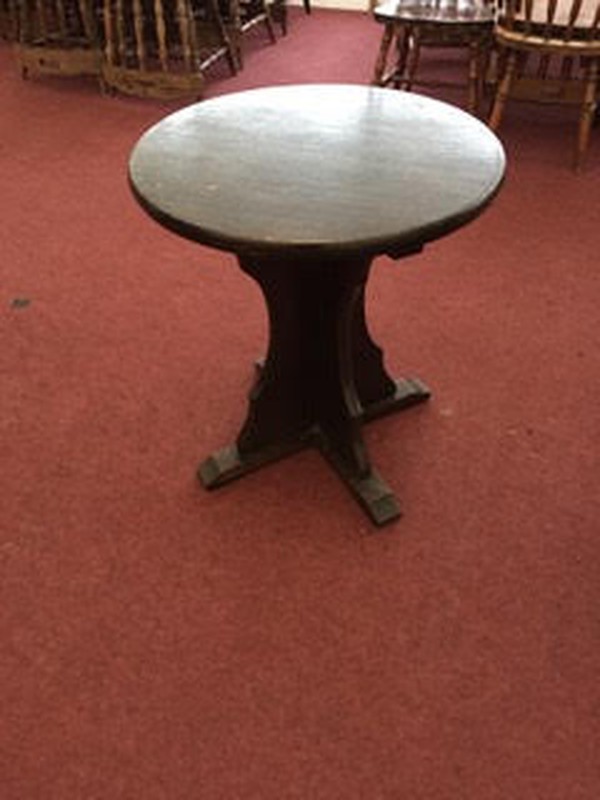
xmin=129 ymin=84 xmax=505 ymax=257
xmin=374 ymin=0 xmax=496 ymax=26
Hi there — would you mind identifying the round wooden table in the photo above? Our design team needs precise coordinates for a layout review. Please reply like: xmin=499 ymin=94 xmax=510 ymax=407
xmin=129 ymin=84 xmax=505 ymax=526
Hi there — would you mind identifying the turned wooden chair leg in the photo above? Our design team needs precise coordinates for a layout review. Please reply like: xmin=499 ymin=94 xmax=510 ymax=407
xmin=467 ymin=40 xmax=481 ymax=115
xmin=489 ymin=50 xmax=517 ymax=130
xmin=574 ymin=59 xmax=599 ymax=170
xmin=394 ymin=24 xmax=411 ymax=88
xmin=263 ymin=0 xmax=277 ymax=45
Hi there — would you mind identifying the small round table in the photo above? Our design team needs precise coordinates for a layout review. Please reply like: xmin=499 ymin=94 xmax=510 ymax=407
xmin=372 ymin=0 xmax=496 ymax=115
xmin=129 ymin=84 xmax=505 ymax=526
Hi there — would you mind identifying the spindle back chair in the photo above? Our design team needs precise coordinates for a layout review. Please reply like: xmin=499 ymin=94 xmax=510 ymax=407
xmin=489 ymin=0 xmax=600 ymax=167
xmin=0 ymin=0 xmax=17 ymax=39
xmin=100 ymin=0 xmax=237 ymax=98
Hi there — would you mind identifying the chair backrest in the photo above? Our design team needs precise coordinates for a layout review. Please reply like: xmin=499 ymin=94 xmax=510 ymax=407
xmin=18 ymin=0 xmax=98 ymax=46
xmin=102 ymin=0 xmax=199 ymax=73
xmin=101 ymin=0 xmax=238 ymax=97
xmin=0 ymin=0 xmax=17 ymax=40
xmin=15 ymin=0 xmax=101 ymax=81
xmin=497 ymin=0 xmax=600 ymax=42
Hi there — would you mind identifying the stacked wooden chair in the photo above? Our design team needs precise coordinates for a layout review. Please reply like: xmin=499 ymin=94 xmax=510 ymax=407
xmin=100 ymin=0 xmax=237 ymax=98
xmin=225 ymin=0 xmax=277 ymax=67
xmin=12 ymin=0 xmax=290 ymax=99
xmin=489 ymin=0 xmax=600 ymax=168
xmin=15 ymin=0 xmax=102 ymax=81
xmin=0 ymin=0 xmax=17 ymax=40
xmin=11 ymin=0 xmax=314 ymax=99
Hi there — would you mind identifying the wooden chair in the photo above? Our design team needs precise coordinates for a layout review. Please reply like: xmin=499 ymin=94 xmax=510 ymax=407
xmin=269 ymin=0 xmax=289 ymax=36
xmin=15 ymin=0 xmax=102 ymax=81
xmin=489 ymin=0 xmax=600 ymax=168
xmin=101 ymin=0 xmax=237 ymax=99
xmin=0 ymin=0 xmax=17 ymax=40
xmin=264 ymin=0 xmax=309 ymax=38
xmin=371 ymin=0 xmax=496 ymax=116
xmin=223 ymin=0 xmax=277 ymax=68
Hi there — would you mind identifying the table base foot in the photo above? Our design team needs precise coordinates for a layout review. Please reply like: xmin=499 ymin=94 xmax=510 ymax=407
xmin=360 ymin=376 xmax=430 ymax=423
xmin=198 ymin=437 xmax=308 ymax=490
xmin=318 ymin=441 xmax=401 ymax=526
xmin=198 ymin=375 xmax=430 ymax=527
xmin=199 ymin=433 xmax=401 ymax=527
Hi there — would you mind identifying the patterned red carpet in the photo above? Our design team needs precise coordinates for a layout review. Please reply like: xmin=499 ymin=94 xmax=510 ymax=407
xmin=1 ymin=9 xmax=599 ymax=799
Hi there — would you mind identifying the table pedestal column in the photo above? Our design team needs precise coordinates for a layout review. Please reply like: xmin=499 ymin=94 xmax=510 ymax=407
xmin=198 ymin=251 xmax=430 ymax=525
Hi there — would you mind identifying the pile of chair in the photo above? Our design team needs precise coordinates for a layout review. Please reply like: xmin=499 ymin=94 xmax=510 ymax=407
xmin=0 ymin=0 xmax=16 ymax=39
xmin=10 ymin=0 xmax=289 ymax=99
xmin=371 ymin=0 xmax=600 ymax=168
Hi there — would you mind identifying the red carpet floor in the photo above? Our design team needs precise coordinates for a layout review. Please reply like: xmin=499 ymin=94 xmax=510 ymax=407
xmin=1 ymin=9 xmax=599 ymax=799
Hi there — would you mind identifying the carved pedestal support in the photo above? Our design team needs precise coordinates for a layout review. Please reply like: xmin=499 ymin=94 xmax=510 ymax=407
xmin=198 ymin=252 xmax=430 ymax=526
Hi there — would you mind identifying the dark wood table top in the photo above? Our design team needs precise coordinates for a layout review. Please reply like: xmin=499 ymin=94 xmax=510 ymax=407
xmin=129 ymin=83 xmax=505 ymax=258
xmin=373 ymin=0 xmax=496 ymax=26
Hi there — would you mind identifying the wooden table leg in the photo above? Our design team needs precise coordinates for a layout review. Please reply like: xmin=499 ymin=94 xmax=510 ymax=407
xmin=468 ymin=38 xmax=491 ymax=116
xmin=198 ymin=252 xmax=430 ymax=526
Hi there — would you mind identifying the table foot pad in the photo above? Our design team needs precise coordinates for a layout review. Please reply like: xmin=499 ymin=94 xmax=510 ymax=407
xmin=318 ymin=440 xmax=401 ymax=526
xmin=198 ymin=375 xmax=430 ymax=527
xmin=360 ymin=376 xmax=431 ymax=423
xmin=198 ymin=437 xmax=308 ymax=490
